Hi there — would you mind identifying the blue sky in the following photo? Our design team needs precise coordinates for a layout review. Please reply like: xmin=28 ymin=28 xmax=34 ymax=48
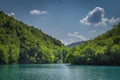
xmin=0 ymin=0 xmax=120 ymax=45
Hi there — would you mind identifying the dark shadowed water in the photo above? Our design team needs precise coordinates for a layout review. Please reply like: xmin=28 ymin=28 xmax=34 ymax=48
xmin=0 ymin=64 xmax=120 ymax=80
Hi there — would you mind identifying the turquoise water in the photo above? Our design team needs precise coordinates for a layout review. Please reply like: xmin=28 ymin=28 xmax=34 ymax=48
xmin=0 ymin=64 xmax=120 ymax=80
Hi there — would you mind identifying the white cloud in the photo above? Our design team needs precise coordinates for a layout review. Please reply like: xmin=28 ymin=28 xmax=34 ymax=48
xmin=8 ymin=12 xmax=15 ymax=17
xmin=68 ymin=32 xmax=87 ymax=41
xmin=61 ymin=39 xmax=72 ymax=46
xmin=80 ymin=7 xmax=120 ymax=26
xmin=30 ymin=9 xmax=48 ymax=15
xmin=88 ymin=30 xmax=96 ymax=34
xmin=61 ymin=32 xmax=87 ymax=45
xmin=108 ymin=17 xmax=120 ymax=24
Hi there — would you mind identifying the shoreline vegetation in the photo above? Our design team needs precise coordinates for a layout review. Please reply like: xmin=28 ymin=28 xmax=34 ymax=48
xmin=0 ymin=11 xmax=69 ymax=64
xmin=0 ymin=11 xmax=120 ymax=65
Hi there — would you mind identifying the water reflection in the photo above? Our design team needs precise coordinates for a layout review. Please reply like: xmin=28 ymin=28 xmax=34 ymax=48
xmin=0 ymin=64 xmax=120 ymax=80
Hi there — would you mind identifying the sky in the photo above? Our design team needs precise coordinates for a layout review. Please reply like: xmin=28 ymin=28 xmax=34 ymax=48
xmin=0 ymin=0 xmax=120 ymax=45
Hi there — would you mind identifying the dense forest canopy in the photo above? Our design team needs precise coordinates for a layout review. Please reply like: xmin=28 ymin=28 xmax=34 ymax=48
xmin=0 ymin=11 xmax=120 ymax=65
xmin=0 ymin=11 xmax=69 ymax=64
xmin=66 ymin=23 xmax=120 ymax=65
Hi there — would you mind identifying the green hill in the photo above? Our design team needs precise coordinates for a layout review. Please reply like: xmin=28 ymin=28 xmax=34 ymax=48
xmin=66 ymin=23 xmax=120 ymax=65
xmin=0 ymin=11 xmax=68 ymax=64
xmin=67 ymin=41 xmax=85 ymax=48
xmin=1 ymin=11 xmax=119 ymax=65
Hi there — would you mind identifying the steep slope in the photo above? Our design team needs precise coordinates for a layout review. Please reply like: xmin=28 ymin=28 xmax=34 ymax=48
xmin=0 ymin=11 xmax=68 ymax=64
xmin=66 ymin=23 xmax=120 ymax=65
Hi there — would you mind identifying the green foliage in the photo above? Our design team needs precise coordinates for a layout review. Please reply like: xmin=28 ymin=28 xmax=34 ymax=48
xmin=8 ymin=45 xmax=20 ymax=63
xmin=0 ymin=11 xmax=68 ymax=64
xmin=66 ymin=23 xmax=120 ymax=65
xmin=1 ymin=10 xmax=120 ymax=65
xmin=0 ymin=44 xmax=9 ymax=64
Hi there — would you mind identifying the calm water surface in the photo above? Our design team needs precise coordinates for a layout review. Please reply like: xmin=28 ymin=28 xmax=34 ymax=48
xmin=0 ymin=64 xmax=120 ymax=80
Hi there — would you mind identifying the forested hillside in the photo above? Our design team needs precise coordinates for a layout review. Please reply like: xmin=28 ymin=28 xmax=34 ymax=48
xmin=1 ymin=11 xmax=120 ymax=65
xmin=66 ymin=23 xmax=120 ymax=65
xmin=67 ymin=41 xmax=85 ymax=48
xmin=0 ymin=11 xmax=69 ymax=64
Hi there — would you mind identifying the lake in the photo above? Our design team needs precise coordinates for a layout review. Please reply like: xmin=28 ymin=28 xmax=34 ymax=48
xmin=0 ymin=64 xmax=120 ymax=80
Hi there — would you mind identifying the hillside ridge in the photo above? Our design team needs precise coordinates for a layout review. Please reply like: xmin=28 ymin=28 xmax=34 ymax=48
xmin=0 ymin=11 xmax=68 ymax=64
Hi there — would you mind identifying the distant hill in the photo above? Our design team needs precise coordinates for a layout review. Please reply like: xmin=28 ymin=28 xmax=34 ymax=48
xmin=66 ymin=23 xmax=120 ymax=65
xmin=0 ymin=11 xmax=68 ymax=64
xmin=67 ymin=41 xmax=85 ymax=48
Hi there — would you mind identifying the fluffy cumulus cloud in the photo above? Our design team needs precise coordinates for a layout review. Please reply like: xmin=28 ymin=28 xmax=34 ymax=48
xmin=8 ymin=12 xmax=15 ymax=17
xmin=68 ymin=32 xmax=86 ymax=41
xmin=80 ymin=7 xmax=120 ymax=26
xmin=61 ymin=39 xmax=74 ymax=46
xmin=30 ymin=9 xmax=48 ymax=15
xmin=61 ymin=32 xmax=87 ymax=45
xmin=108 ymin=17 xmax=120 ymax=24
